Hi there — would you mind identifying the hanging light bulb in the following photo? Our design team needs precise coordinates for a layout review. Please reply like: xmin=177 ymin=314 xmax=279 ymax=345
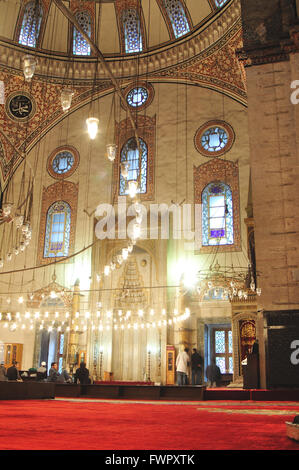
xmin=6 ymin=253 xmax=12 ymax=262
xmin=122 ymin=248 xmax=129 ymax=260
xmin=86 ymin=117 xmax=99 ymax=140
xmin=128 ymin=180 xmax=138 ymax=199
xmin=106 ymin=143 xmax=117 ymax=162
xmin=2 ymin=203 xmax=13 ymax=217
xmin=23 ymin=55 xmax=37 ymax=82
xmin=120 ymin=161 xmax=130 ymax=179
xmin=61 ymin=88 xmax=74 ymax=112
xmin=104 ymin=265 xmax=110 ymax=276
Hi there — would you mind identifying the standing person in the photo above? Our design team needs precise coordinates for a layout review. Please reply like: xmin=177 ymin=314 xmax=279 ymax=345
xmin=74 ymin=362 xmax=90 ymax=385
xmin=0 ymin=362 xmax=7 ymax=381
xmin=205 ymin=358 xmax=222 ymax=388
xmin=6 ymin=361 xmax=21 ymax=381
xmin=48 ymin=362 xmax=60 ymax=382
xmin=36 ymin=361 xmax=47 ymax=381
xmin=191 ymin=348 xmax=203 ymax=385
xmin=176 ymin=347 xmax=190 ymax=386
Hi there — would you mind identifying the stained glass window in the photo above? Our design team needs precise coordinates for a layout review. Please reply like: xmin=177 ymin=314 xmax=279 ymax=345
xmin=73 ymin=11 xmax=91 ymax=56
xmin=215 ymin=0 xmax=229 ymax=8
xmin=19 ymin=1 xmax=43 ymax=48
xmin=201 ymin=127 xmax=228 ymax=153
xmin=44 ymin=201 xmax=71 ymax=258
xmin=123 ymin=9 xmax=143 ymax=53
xmin=163 ymin=0 xmax=190 ymax=38
xmin=202 ymin=182 xmax=234 ymax=246
xmin=52 ymin=151 xmax=74 ymax=175
xmin=127 ymin=87 xmax=148 ymax=108
xmin=119 ymin=138 xmax=147 ymax=196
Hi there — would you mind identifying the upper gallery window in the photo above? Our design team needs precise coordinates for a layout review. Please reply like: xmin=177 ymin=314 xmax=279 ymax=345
xmin=122 ymin=9 xmax=143 ymax=53
xmin=43 ymin=201 xmax=71 ymax=258
xmin=119 ymin=137 xmax=148 ymax=195
xmin=163 ymin=0 xmax=190 ymax=38
xmin=202 ymin=182 xmax=234 ymax=246
xmin=214 ymin=0 xmax=229 ymax=7
xmin=19 ymin=1 xmax=43 ymax=47
xmin=73 ymin=11 xmax=92 ymax=56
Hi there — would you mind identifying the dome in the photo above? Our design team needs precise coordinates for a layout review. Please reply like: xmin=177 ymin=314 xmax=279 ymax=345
xmin=0 ymin=0 xmax=233 ymax=57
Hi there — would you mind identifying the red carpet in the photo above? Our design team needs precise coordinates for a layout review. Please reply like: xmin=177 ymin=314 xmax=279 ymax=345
xmin=0 ymin=399 xmax=298 ymax=450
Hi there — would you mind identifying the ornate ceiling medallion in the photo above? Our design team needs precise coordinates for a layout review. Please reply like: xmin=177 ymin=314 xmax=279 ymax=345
xmin=6 ymin=91 xmax=36 ymax=122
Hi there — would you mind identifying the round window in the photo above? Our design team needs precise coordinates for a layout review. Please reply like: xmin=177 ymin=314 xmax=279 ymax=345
xmin=47 ymin=146 xmax=79 ymax=179
xmin=194 ymin=121 xmax=234 ymax=157
xmin=127 ymin=87 xmax=149 ymax=108
xmin=52 ymin=151 xmax=74 ymax=175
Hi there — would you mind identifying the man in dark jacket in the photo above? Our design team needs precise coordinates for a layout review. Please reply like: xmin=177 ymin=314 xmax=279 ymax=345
xmin=48 ymin=362 xmax=60 ymax=382
xmin=206 ymin=358 xmax=222 ymax=388
xmin=6 ymin=361 xmax=21 ymax=381
xmin=191 ymin=348 xmax=203 ymax=385
xmin=74 ymin=362 xmax=90 ymax=384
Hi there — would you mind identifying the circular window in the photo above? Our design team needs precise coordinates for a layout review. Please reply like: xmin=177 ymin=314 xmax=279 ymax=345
xmin=122 ymin=82 xmax=154 ymax=111
xmin=127 ymin=87 xmax=148 ymax=108
xmin=52 ymin=151 xmax=74 ymax=175
xmin=194 ymin=121 xmax=235 ymax=157
xmin=47 ymin=146 xmax=79 ymax=179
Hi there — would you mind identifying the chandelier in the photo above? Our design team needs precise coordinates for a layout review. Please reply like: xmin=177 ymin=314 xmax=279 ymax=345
xmin=197 ymin=259 xmax=261 ymax=301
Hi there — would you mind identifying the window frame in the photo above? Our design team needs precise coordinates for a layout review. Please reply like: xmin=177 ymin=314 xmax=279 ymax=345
xmin=43 ymin=201 xmax=71 ymax=259
xmin=212 ymin=327 xmax=233 ymax=374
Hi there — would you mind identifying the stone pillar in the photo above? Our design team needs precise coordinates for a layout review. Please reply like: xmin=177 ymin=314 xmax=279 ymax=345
xmin=66 ymin=279 xmax=81 ymax=374
xmin=240 ymin=0 xmax=299 ymax=387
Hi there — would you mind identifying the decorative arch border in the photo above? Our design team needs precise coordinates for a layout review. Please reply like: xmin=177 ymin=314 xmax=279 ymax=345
xmin=14 ymin=0 xmax=51 ymax=48
xmin=114 ymin=0 xmax=147 ymax=54
xmin=112 ymin=114 xmax=156 ymax=202
xmin=155 ymin=0 xmax=193 ymax=40
xmin=194 ymin=158 xmax=241 ymax=253
xmin=37 ymin=180 xmax=78 ymax=265
xmin=47 ymin=145 xmax=80 ymax=180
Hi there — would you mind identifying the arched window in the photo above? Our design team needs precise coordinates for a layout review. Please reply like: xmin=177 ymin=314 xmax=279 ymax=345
xmin=163 ymin=0 xmax=190 ymax=38
xmin=44 ymin=201 xmax=71 ymax=258
xmin=119 ymin=138 xmax=147 ymax=195
xmin=122 ymin=9 xmax=143 ymax=53
xmin=73 ymin=11 xmax=92 ymax=56
xmin=19 ymin=1 xmax=43 ymax=47
xmin=202 ymin=182 xmax=234 ymax=246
